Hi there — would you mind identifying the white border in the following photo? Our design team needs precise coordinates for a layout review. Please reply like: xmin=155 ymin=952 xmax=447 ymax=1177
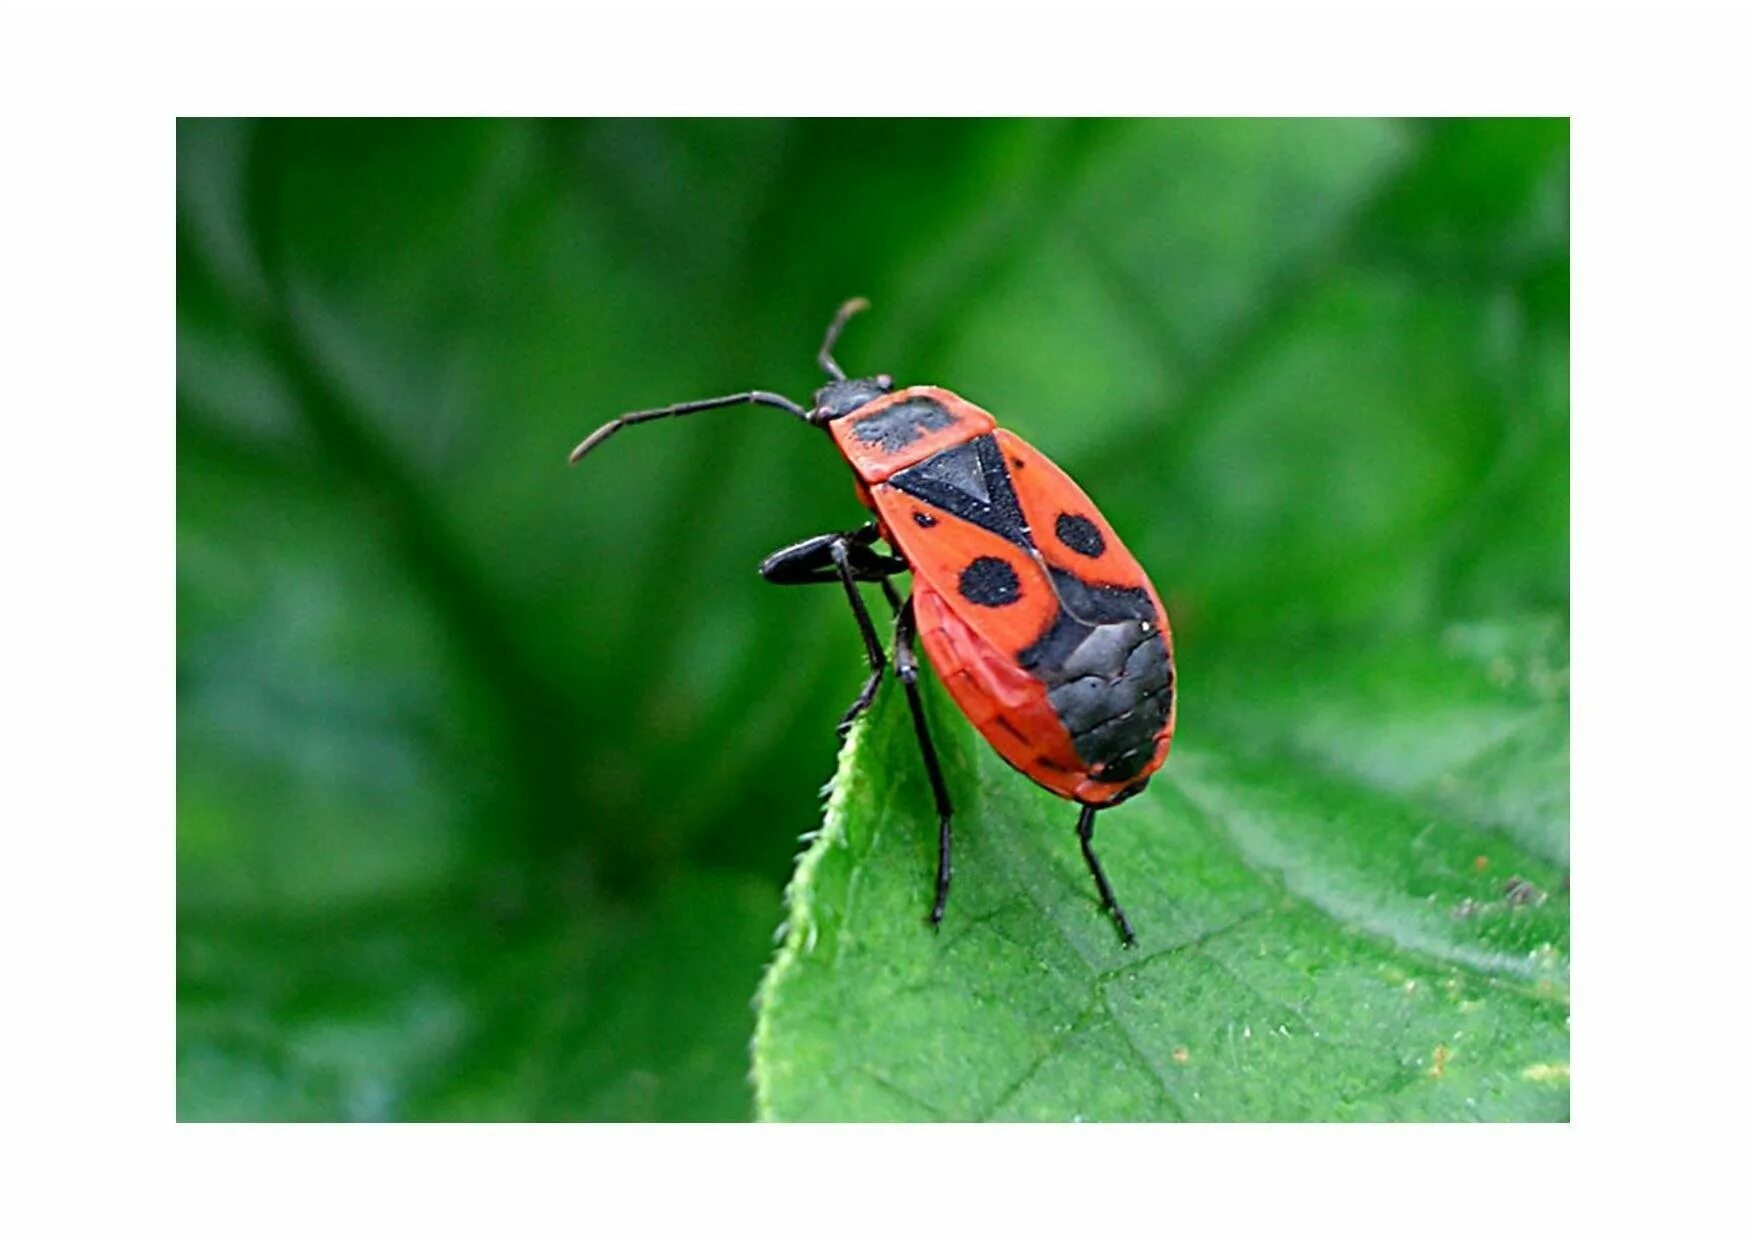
xmin=8 ymin=0 xmax=1751 ymax=1233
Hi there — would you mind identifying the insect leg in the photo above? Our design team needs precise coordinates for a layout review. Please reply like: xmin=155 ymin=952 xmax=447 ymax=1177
xmin=858 ymin=525 xmax=906 ymax=613
xmin=828 ymin=537 xmax=890 ymax=735
xmin=1076 ymin=803 xmax=1137 ymax=948
xmin=757 ymin=524 xmax=902 ymax=586
xmin=894 ymin=596 xmax=955 ymax=928
xmin=758 ymin=525 xmax=907 ymax=735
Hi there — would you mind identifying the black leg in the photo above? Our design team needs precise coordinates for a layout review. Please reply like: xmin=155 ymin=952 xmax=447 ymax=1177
xmin=1076 ymin=803 xmax=1136 ymax=947
xmin=829 ymin=538 xmax=888 ymax=735
xmin=759 ymin=525 xmax=907 ymax=736
xmin=894 ymin=597 xmax=955 ymax=928
xmin=569 ymin=389 xmax=808 ymax=464
xmin=758 ymin=524 xmax=903 ymax=586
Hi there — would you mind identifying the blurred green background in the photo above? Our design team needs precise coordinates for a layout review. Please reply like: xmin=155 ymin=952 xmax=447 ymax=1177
xmin=177 ymin=118 xmax=1567 ymax=1121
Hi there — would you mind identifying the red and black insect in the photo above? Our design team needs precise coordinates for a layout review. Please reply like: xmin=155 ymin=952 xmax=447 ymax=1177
xmin=569 ymin=300 xmax=1175 ymax=945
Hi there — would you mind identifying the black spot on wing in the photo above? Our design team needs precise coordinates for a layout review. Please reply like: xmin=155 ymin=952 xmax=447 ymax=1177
xmin=849 ymin=396 xmax=957 ymax=452
xmin=1055 ymin=512 xmax=1106 ymax=558
xmin=958 ymin=556 xmax=1021 ymax=607
xmin=890 ymin=434 xmax=1030 ymax=547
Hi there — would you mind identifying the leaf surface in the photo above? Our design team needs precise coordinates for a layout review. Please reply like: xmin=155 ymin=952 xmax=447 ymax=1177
xmin=754 ymin=618 xmax=1569 ymax=1121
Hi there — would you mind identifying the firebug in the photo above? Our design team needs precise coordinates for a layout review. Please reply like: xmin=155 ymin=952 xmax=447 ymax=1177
xmin=569 ymin=299 xmax=1175 ymax=945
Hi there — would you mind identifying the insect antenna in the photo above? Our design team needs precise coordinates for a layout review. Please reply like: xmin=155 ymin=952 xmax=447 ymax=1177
xmin=817 ymin=296 xmax=870 ymax=381
xmin=567 ymin=390 xmax=809 ymax=464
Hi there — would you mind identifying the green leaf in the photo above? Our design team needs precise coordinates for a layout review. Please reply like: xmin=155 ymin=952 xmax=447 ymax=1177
xmin=751 ymin=120 xmax=1568 ymax=1120
xmin=754 ymin=617 xmax=1568 ymax=1122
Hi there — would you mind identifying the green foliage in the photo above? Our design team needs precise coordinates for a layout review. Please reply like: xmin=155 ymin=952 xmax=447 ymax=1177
xmin=178 ymin=118 xmax=1567 ymax=1121
xmin=180 ymin=874 xmax=777 ymax=1120
xmin=755 ymin=621 xmax=1568 ymax=1121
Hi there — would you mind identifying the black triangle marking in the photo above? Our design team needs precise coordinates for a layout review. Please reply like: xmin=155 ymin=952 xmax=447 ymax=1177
xmin=901 ymin=438 xmax=989 ymax=505
xmin=890 ymin=434 xmax=1030 ymax=547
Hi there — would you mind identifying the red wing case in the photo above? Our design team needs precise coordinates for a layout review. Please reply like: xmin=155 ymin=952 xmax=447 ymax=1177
xmin=870 ymin=421 xmax=1175 ymax=803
